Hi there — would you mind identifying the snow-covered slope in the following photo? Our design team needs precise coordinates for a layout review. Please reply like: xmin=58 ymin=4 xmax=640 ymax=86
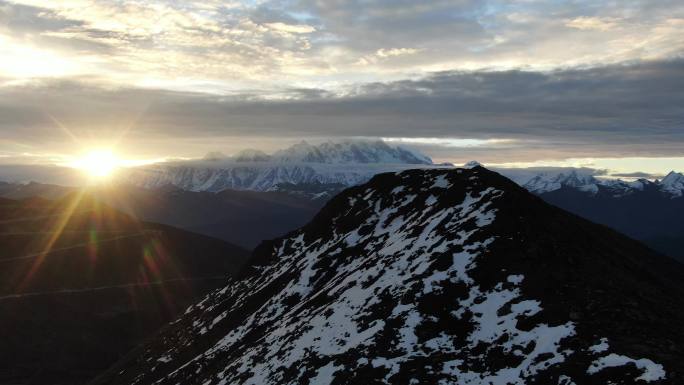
xmin=123 ymin=140 xmax=441 ymax=193
xmin=94 ymin=167 xmax=684 ymax=385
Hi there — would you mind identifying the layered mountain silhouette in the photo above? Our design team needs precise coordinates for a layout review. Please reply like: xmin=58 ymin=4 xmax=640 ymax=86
xmin=0 ymin=180 xmax=73 ymax=200
xmin=521 ymin=169 xmax=684 ymax=198
xmin=0 ymin=194 xmax=248 ymax=384
xmin=525 ymin=171 xmax=684 ymax=262
xmin=92 ymin=167 xmax=684 ymax=385
xmin=0 ymin=182 xmax=326 ymax=250
xmin=4 ymin=166 xmax=684 ymax=263
xmin=91 ymin=184 xmax=327 ymax=250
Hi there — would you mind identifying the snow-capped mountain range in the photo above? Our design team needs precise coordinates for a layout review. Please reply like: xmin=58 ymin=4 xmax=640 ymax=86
xmin=123 ymin=140 xmax=445 ymax=193
xmin=94 ymin=167 xmax=684 ymax=385
xmin=521 ymin=169 xmax=684 ymax=198
xmin=121 ymin=139 xmax=684 ymax=199
xmin=528 ymin=169 xmax=684 ymax=263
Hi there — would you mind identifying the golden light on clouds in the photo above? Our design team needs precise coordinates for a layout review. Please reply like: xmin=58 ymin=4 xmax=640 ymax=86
xmin=565 ymin=16 xmax=621 ymax=31
xmin=1 ymin=0 xmax=683 ymax=89
xmin=0 ymin=38 xmax=83 ymax=78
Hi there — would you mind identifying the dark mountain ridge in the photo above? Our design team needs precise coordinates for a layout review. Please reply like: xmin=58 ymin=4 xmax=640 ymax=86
xmin=0 ymin=182 xmax=325 ymax=250
xmin=0 ymin=194 xmax=249 ymax=384
xmin=538 ymin=184 xmax=684 ymax=262
xmin=3 ymin=170 xmax=684 ymax=263
xmin=92 ymin=167 xmax=684 ymax=385
xmin=90 ymin=184 xmax=326 ymax=250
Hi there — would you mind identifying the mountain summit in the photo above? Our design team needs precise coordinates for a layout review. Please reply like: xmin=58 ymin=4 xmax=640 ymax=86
xmin=522 ymin=170 xmax=601 ymax=194
xmin=94 ymin=167 xmax=684 ymax=385
xmin=123 ymin=140 xmax=439 ymax=192
xmin=660 ymin=171 xmax=684 ymax=198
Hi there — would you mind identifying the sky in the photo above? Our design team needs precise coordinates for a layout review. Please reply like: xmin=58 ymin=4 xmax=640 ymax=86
xmin=0 ymin=0 xmax=683 ymax=176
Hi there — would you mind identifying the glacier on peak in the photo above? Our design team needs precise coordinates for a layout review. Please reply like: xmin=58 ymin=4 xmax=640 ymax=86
xmin=123 ymin=140 xmax=442 ymax=192
xmin=522 ymin=170 xmax=600 ymax=194
xmin=660 ymin=171 xmax=684 ymax=197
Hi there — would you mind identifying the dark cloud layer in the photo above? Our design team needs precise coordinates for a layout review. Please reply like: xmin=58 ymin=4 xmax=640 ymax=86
xmin=611 ymin=171 xmax=665 ymax=179
xmin=0 ymin=59 xmax=683 ymax=162
xmin=0 ymin=1 xmax=82 ymax=34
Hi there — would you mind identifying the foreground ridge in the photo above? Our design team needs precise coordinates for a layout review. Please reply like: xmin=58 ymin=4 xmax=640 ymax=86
xmin=94 ymin=167 xmax=684 ymax=385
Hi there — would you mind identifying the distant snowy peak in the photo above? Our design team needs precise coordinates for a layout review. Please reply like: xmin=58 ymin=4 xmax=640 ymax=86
xmin=522 ymin=170 xmax=683 ymax=198
xmin=271 ymin=140 xmax=433 ymax=164
xmin=660 ymin=171 xmax=684 ymax=197
xmin=600 ymin=178 xmax=652 ymax=193
xmin=523 ymin=170 xmax=600 ymax=194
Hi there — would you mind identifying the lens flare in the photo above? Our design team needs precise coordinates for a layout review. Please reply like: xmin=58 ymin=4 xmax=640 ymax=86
xmin=70 ymin=150 xmax=121 ymax=179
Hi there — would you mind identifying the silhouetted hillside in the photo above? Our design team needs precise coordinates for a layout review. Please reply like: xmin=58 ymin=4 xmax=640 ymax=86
xmin=0 ymin=193 xmax=249 ymax=384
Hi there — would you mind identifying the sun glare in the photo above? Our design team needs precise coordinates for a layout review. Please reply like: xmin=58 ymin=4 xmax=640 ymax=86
xmin=71 ymin=150 xmax=121 ymax=179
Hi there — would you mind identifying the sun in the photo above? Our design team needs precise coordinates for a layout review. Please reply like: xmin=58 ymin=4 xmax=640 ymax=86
xmin=71 ymin=150 xmax=121 ymax=179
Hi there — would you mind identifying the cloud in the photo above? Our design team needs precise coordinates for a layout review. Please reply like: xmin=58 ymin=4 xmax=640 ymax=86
xmin=1 ymin=59 xmax=683 ymax=163
xmin=610 ymin=171 xmax=664 ymax=179
xmin=2 ymin=0 xmax=684 ymax=176
xmin=375 ymin=48 xmax=420 ymax=58
xmin=380 ymin=137 xmax=513 ymax=148
xmin=0 ymin=0 xmax=324 ymax=84
xmin=0 ymin=1 xmax=83 ymax=34
xmin=565 ymin=16 xmax=620 ymax=31
xmin=264 ymin=22 xmax=315 ymax=34
xmin=293 ymin=0 xmax=684 ymax=72
xmin=357 ymin=47 xmax=421 ymax=66
xmin=1 ymin=0 xmax=684 ymax=87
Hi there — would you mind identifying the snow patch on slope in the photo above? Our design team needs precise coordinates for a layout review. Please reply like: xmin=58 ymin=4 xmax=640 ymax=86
xmin=588 ymin=353 xmax=665 ymax=382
